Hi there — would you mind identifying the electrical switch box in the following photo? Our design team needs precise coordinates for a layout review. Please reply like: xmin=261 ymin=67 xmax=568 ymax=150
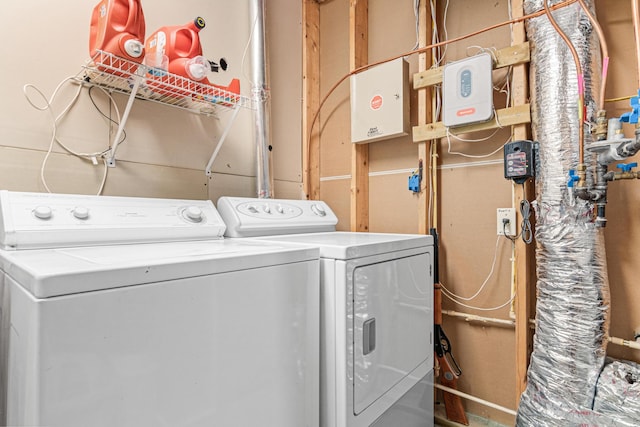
xmin=350 ymin=58 xmax=410 ymax=144
xmin=442 ymin=53 xmax=494 ymax=127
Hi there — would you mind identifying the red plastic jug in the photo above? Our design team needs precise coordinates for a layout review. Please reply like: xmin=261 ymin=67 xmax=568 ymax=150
xmin=145 ymin=17 xmax=208 ymax=82
xmin=89 ymin=0 xmax=146 ymax=65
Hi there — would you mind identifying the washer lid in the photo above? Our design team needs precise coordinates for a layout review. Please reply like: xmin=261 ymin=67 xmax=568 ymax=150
xmin=0 ymin=240 xmax=318 ymax=298
xmin=253 ymin=232 xmax=433 ymax=260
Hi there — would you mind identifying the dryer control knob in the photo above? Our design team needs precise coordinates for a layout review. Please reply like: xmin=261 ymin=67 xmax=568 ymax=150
xmin=183 ymin=206 xmax=204 ymax=222
xmin=311 ymin=204 xmax=326 ymax=217
xmin=73 ymin=207 xmax=90 ymax=220
xmin=34 ymin=206 xmax=52 ymax=220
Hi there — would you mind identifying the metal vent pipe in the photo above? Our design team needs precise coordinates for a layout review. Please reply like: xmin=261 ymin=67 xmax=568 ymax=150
xmin=249 ymin=0 xmax=273 ymax=199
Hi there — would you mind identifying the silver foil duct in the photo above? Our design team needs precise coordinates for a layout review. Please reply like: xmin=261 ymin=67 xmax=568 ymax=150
xmin=593 ymin=360 xmax=640 ymax=425
xmin=516 ymin=0 xmax=613 ymax=425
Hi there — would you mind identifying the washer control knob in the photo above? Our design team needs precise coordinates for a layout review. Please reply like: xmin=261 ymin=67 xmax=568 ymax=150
xmin=184 ymin=206 xmax=204 ymax=222
xmin=276 ymin=204 xmax=284 ymax=214
xmin=263 ymin=204 xmax=271 ymax=214
xmin=72 ymin=207 xmax=90 ymax=220
xmin=34 ymin=206 xmax=52 ymax=220
xmin=311 ymin=204 xmax=326 ymax=217
xmin=248 ymin=205 xmax=258 ymax=214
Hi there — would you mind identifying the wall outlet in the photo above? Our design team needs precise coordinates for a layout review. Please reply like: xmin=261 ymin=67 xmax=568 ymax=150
xmin=497 ymin=208 xmax=517 ymax=236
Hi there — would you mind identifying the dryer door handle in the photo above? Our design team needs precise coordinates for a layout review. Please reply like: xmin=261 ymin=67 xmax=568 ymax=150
xmin=363 ymin=318 xmax=376 ymax=355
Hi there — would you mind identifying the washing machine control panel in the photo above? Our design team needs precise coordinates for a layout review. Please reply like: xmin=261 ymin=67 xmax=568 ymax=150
xmin=217 ymin=197 xmax=338 ymax=237
xmin=0 ymin=191 xmax=226 ymax=250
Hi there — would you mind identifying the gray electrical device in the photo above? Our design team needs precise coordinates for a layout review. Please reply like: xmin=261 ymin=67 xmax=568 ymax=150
xmin=442 ymin=53 xmax=494 ymax=127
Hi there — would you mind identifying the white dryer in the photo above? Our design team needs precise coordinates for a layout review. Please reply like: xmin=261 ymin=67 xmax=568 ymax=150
xmin=217 ymin=197 xmax=434 ymax=427
xmin=0 ymin=191 xmax=319 ymax=427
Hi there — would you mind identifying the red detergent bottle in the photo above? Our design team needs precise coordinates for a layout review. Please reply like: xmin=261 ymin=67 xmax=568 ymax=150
xmin=145 ymin=17 xmax=208 ymax=86
xmin=145 ymin=17 xmax=241 ymax=101
xmin=89 ymin=0 xmax=146 ymax=65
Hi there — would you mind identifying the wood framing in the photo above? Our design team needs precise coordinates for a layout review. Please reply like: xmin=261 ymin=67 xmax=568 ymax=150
xmin=510 ymin=0 xmax=534 ymax=406
xmin=418 ymin=0 xmax=432 ymax=234
xmin=413 ymin=42 xmax=530 ymax=90
xmin=350 ymin=0 xmax=369 ymax=232
xmin=302 ymin=0 xmax=320 ymax=200
xmin=412 ymin=104 xmax=531 ymax=141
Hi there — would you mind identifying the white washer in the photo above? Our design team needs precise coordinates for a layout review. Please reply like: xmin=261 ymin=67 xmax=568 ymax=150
xmin=217 ymin=197 xmax=434 ymax=427
xmin=0 ymin=191 xmax=319 ymax=427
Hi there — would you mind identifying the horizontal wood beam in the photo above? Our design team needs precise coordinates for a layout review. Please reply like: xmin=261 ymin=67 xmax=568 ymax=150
xmin=413 ymin=42 xmax=530 ymax=90
xmin=412 ymin=104 xmax=531 ymax=142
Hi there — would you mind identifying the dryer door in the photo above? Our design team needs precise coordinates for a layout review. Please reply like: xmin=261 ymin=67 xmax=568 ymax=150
xmin=350 ymin=250 xmax=433 ymax=416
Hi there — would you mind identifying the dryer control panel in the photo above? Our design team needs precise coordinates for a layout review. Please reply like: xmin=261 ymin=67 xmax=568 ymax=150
xmin=217 ymin=197 xmax=338 ymax=237
xmin=0 ymin=191 xmax=226 ymax=250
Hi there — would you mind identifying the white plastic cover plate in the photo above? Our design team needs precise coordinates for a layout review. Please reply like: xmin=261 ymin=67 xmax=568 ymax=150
xmin=442 ymin=53 xmax=494 ymax=127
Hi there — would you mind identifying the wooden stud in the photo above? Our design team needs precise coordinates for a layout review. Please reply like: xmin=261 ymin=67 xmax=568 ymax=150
xmin=413 ymin=42 xmax=530 ymax=90
xmin=350 ymin=0 xmax=369 ymax=232
xmin=302 ymin=0 xmax=320 ymax=200
xmin=418 ymin=0 xmax=432 ymax=234
xmin=412 ymin=104 xmax=531 ymax=142
xmin=510 ymin=0 xmax=534 ymax=406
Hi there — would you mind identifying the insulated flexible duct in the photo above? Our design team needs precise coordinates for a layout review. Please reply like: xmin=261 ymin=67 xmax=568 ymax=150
xmin=516 ymin=1 xmax=613 ymax=425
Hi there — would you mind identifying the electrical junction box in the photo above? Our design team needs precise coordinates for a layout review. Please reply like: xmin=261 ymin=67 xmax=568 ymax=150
xmin=442 ymin=53 xmax=494 ymax=127
xmin=504 ymin=140 xmax=537 ymax=183
xmin=350 ymin=58 xmax=410 ymax=144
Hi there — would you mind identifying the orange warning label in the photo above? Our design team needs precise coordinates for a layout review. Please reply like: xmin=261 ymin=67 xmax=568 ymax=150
xmin=456 ymin=107 xmax=476 ymax=117
xmin=370 ymin=95 xmax=383 ymax=110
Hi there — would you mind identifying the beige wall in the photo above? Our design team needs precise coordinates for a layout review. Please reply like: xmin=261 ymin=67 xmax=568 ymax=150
xmin=0 ymin=0 xmax=302 ymax=201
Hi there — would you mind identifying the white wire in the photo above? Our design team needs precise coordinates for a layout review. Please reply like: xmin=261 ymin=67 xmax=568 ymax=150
xmin=23 ymin=78 xmax=117 ymax=195
xmin=440 ymin=235 xmax=502 ymax=301
xmin=445 ymin=128 xmax=510 ymax=158
xmin=441 ymin=290 xmax=516 ymax=312
xmin=412 ymin=0 xmax=421 ymax=51
xmin=241 ymin=11 xmax=260 ymax=88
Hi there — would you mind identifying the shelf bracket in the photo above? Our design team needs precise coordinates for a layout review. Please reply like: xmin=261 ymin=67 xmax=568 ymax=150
xmin=205 ymin=105 xmax=242 ymax=176
xmin=106 ymin=66 xmax=145 ymax=167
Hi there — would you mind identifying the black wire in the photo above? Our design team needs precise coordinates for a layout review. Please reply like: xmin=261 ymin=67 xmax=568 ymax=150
xmin=502 ymin=183 xmax=534 ymax=244
xmin=88 ymin=86 xmax=126 ymax=145
xmin=520 ymin=183 xmax=533 ymax=244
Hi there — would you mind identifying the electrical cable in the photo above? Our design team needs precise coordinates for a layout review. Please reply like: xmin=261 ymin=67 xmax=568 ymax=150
xmin=445 ymin=128 xmax=510 ymax=158
xmin=502 ymin=184 xmax=533 ymax=244
xmin=88 ymin=86 xmax=127 ymax=149
xmin=304 ymin=0 xmax=579 ymax=194
xmin=23 ymin=78 xmax=120 ymax=195
xmin=241 ymin=10 xmax=260 ymax=88
xmin=440 ymin=235 xmax=502 ymax=302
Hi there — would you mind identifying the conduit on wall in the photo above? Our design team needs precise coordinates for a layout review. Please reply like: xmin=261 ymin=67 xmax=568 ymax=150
xmin=515 ymin=0 xmax=617 ymax=424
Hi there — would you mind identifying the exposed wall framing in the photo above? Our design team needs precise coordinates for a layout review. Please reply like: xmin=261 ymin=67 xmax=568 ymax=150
xmin=350 ymin=0 xmax=369 ymax=231
xmin=303 ymin=0 xmax=320 ymax=200
xmin=509 ymin=0 xmax=535 ymax=405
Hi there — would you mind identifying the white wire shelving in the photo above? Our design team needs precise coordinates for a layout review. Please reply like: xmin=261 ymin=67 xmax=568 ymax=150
xmin=76 ymin=50 xmax=254 ymax=175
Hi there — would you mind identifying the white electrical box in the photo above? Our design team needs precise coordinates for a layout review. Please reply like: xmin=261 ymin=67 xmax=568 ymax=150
xmin=442 ymin=53 xmax=494 ymax=127
xmin=350 ymin=58 xmax=410 ymax=144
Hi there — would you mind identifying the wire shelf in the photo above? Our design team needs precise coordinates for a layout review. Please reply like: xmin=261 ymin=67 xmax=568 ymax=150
xmin=77 ymin=51 xmax=254 ymax=115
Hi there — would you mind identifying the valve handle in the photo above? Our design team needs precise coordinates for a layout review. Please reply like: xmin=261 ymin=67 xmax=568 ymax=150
xmin=567 ymin=169 xmax=580 ymax=188
xmin=620 ymin=89 xmax=640 ymax=124
xmin=616 ymin=162 xmax=638 ymax=172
